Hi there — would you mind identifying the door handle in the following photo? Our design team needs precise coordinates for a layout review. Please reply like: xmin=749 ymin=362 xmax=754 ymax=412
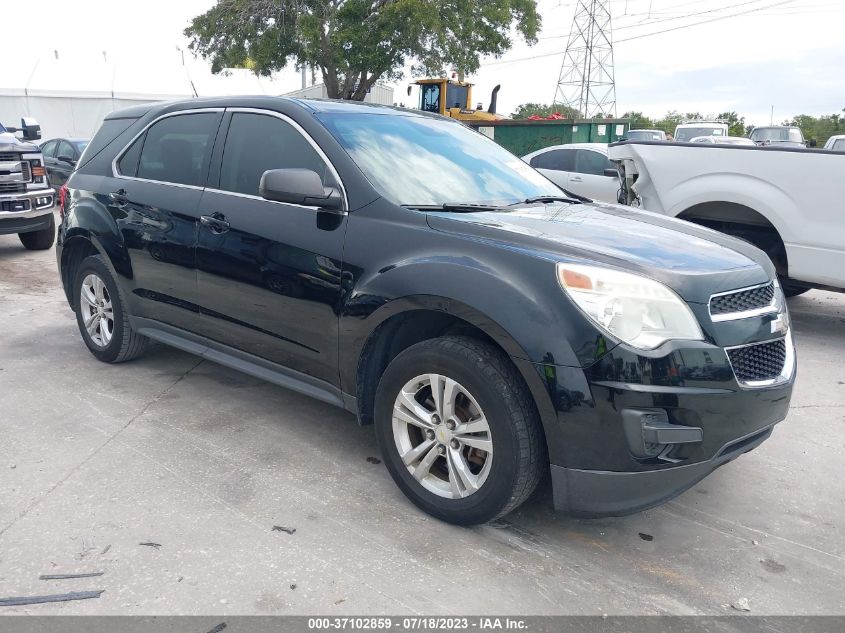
xmin=200 ymin=212 xmax=230 ymax=234
xmin=109 ymin=189 xmax=128 ymax=206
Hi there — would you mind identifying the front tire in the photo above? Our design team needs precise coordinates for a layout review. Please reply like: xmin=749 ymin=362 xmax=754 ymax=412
xmin=73 ymin=255 xmax=149 ymax=363
xmin=18 ymin=213 xmax=56 ymax=250
xmin=374 ymin=336 xmax=544 ymax=525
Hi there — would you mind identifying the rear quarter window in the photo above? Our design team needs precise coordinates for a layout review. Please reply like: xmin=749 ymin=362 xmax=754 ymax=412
xmin=78 ymin=118 xmax=137 ymax=169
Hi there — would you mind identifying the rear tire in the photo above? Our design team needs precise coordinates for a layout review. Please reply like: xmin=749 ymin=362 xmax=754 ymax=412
xmin=18 ymin=213 xmax=56 ymax=250
xmin=374 ymin=335 xmax=544 ymax=525
xmin=73 ymin=255 xmax=150 ymax=363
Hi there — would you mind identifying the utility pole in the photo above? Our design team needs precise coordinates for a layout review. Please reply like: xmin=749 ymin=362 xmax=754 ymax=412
xmin=553 ymin=0 xmax=617 ymax=118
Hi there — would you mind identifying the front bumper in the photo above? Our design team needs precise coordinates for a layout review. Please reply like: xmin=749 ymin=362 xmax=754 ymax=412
xmin=523 ymin=327 xmax=794 ymax=517
xmin=0 ymin=189 xmax=55 ymax=234
xmin=552 ymin=422 xmax=775 ymax=516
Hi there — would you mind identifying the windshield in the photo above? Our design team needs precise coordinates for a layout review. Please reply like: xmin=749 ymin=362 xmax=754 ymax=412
xmin=750 ymin=127 xmax=804 ymax=143
xmin=319 ymin=112 xmax=560 ymax=206
xmin=627 ymin=130 xmax=663 ymax=141
xmin=675 ymin=126 xmax=725 ymax=142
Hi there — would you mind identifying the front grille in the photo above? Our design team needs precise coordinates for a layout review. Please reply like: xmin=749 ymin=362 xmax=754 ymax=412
xmin=0 ymin=182 xmax=26 ymax=194
xmin=710 ymin=282 xmax=775 ymax=317
xmin=1 ymin=199 xmax=30 ymax=212
xmin=0 ymin=152 xmax=19 ymax=161
xmin=727 ymin=338 xmax=787 ymax=383
xmin=20 ymin=161 xmax=31 ymax=181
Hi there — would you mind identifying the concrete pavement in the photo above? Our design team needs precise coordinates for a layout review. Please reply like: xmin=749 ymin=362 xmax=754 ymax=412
xmin=1 ymin=227 xmax=843 ymax=615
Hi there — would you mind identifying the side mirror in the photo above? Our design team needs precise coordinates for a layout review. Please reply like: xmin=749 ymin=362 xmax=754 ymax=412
xmin=58 ymin=155 xmax=76 ymax=166
xmin=603 ymin=168 xmax=618 ymax=178
xmin=21 ymin=117 xmax=41 ymax=141
xmin=259 ymin=168 xmax=343 ymax=212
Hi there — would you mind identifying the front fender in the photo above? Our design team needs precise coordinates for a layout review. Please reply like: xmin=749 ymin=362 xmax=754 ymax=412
xmin=341 ymin=291 xmax=572 ymax=465
xmin=341 ymin=255 xmax=600 ymax=377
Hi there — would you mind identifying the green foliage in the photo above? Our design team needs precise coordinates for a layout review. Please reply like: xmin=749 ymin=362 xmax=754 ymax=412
xmin=605 ymin=109 xmax=843 ymax=144
xmin=620 ymin=111 xmax=652 ymax=129
xmin=186 ymin=0 xmax=540 ymax=100
xmin=717 ymin=111 xmax=747 ymax=137
xmin=511 ymin=103 xmax=581 ymax=119
xmin=782 ymin=112 xmax=844 ymax=146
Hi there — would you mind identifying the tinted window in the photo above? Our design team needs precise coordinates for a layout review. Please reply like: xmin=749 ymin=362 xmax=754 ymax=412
xmin=219 ymin=112 xmax=331 ymax=196
xmin=529 ymin=149 xmax=575 ymax=172
xmin=41 ymin=140 xmax=57 ymax=158
xmin=575 ymin=149 xmax=613 ymax=176
xmin=445 ymin=83 xmax=468 ymax=110
xmin=136 ymin=113 xmax=218 ymax=186
xmin=320 ymin=112 xmax=559 ymax=206
xmin=118 ymin=135 xmax=143 ymax=177
xmin=57 ymin=140 xmax=76 ymax=160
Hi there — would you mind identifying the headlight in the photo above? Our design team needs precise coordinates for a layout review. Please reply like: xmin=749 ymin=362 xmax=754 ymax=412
xmin=557 ymin=263 xmax=703 ymax=350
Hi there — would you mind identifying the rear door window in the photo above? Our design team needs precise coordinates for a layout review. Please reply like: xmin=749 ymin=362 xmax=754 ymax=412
xmin=529 ymin=149 xmax=575 ymax=172
xmin=57 ymin=140 xmax=76 ymax=161
xmin=218 ymin=112 xmax=334 ymax=196
xmin=117 ymin=135 xmax=143 ymax=177
xmin=41 ymin=140 xmax=57 ymax=158
xmin=135 ymin=113 xmax=219 ymax=187
xmin=574 ymin=149 xmax=613 ymax=176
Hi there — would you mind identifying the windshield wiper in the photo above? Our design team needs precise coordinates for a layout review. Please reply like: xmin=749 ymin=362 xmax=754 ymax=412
xmin=405 ymin=202 xmax=503 ymax=213
xmin=513 ymin=191 xmax=588 ymax=205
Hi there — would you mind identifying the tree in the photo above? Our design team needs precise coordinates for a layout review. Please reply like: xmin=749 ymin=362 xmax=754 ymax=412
xmin=511 ymin=103 xmax=581 ymax=119
xmin=620 ymin=111 xmax=654 ymax=129
xmin=717 ymin=111 xmax=746 ymax=137
xmin=185 ymin=0 xmax=540 ymax=101
xmin=783 ymin=113 xmax=843 ymax=146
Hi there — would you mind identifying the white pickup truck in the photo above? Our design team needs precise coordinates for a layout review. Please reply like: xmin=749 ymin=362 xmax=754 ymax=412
xmin=608 ymin=141 xmax=844 ymax=296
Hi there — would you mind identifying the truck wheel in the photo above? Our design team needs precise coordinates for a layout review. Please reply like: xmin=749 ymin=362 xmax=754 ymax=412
xmin=374 ymin=335 xmax=544 ymax=525
xmin=73 ymin=255 xmax=150 ymax=363
xmin=18 ymin=213 xmax=56 ymax=250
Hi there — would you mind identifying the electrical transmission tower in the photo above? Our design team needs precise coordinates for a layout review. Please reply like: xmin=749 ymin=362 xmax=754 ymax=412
xmin=553 ymin=0 xmax=617 ymax=118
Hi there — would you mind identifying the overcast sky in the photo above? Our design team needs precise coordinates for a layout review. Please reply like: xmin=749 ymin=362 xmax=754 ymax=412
xmin=3 ymin=0 xmax=843 ymax=126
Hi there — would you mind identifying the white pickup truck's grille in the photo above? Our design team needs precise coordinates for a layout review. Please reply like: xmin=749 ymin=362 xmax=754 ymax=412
xmin=0 ymin=182 xmax=27 ymax=194
xmin=0 ymin=152 xmax=32 ymax=192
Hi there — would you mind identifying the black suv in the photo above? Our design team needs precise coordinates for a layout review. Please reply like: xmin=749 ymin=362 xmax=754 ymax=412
xmin=57 ymin=98 xmax=795 ymax=525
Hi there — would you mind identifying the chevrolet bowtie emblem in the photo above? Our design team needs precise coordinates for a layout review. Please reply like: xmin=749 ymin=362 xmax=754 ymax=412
xmin=770 ymin=314 xmax=788 ymax=336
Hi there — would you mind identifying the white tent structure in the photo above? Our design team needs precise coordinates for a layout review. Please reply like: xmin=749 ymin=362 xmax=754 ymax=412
xmin=0 ymin=51 xmax=299 ymax=140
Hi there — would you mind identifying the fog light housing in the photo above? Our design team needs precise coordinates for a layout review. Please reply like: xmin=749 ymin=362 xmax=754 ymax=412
xmin=622 ymin=408 xmax=703 ymax=460
xmin=35 ymin=195 xmax=53 ymax=209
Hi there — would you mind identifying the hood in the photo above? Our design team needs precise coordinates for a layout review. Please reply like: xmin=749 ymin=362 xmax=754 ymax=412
xmin=762 ymin=140 xmax=807 ymax=149
xmin=0 ymin=132 xmax=40 ymax=153
xmin=426 ymin=201 xmax=774 ymax=304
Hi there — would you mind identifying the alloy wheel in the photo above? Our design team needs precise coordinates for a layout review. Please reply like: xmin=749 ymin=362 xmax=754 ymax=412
xmin=392 ymin=373 xmax=493 ymax=499
xmin=79 ymin=273 xmax=114 ymax=347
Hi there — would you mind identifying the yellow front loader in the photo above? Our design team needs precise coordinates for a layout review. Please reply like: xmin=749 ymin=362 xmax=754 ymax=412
xmin=409 ymin=78 xmax=504 ymax=122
